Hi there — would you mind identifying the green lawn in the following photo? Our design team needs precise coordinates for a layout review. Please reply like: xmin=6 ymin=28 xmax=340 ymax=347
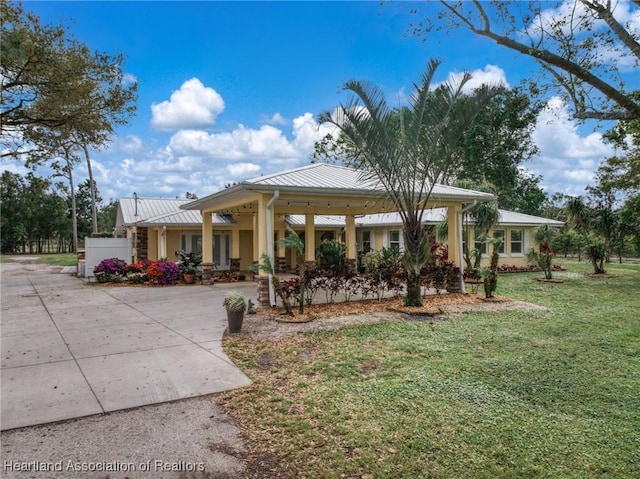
xmin=0 ymin=253 xmax=77 ymax=266
xmin=222 ymin=260 xmax=640 ymax=478
xmin=37 ymin=253 xmax=77 ymax=266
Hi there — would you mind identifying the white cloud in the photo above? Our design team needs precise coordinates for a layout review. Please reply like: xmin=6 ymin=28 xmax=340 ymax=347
xmin=150 ymin=78 xmax=225 ymax=131
xmin=92 ymin=113 xmax=334 ymax=199
xmin=168 ymin=125 xmax=298 ymax=160
xmin=439 ymin=65 xmax=509 ymax=94
xmin=226 ymin=162 xmax=261 ymax=177
xmin=260 ymin=112 xmax=288 ymax=125
xmin=291 ymin=112 xmax=336 ymax=151
xmin=530 ymin=96 xmax=614 ymax=195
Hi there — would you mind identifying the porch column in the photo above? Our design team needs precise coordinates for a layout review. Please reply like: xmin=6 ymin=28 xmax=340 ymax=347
xmin=345 ymin=215 xmax=356 ymax=259
xmin=345 ymin=215 xmax=357 ymax=274
xmin=256 ymin=194 xmax=269 ymax=261
xmin=447 ymin=204 xmax=461 ymax=267
xmin=252 ymin=214 xmax=259 ymax=262
xmin=304 ymin=213 xmax=316 ymax=264
xmin=277 ymin=223 xmax=287 ymax=273
xmin=202 ymin=211 xmax=214 ymax=282
xmin=159 ymin=226 xmax=167 ymax=259
xmin=230 ymin=227 xmax=241 ymax=272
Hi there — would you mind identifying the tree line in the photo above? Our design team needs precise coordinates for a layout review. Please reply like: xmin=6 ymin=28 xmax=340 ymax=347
xmin=1 ymin=0 xmax=137 ymax=253
xmin=0 ymin=170 xmax=117 ymax=254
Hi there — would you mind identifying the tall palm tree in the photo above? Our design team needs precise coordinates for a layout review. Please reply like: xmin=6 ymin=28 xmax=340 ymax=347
xmin=319 ymin=59 xmax=501 ymax=306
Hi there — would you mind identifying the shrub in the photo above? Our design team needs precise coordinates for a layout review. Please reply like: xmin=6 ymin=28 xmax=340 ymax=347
xmin=146 ymin=260 xmax=180 ymax=285
xmin=94 ymin=258 xmax=128 ymax=279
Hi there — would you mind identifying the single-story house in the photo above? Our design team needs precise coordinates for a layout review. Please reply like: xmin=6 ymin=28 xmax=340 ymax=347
xmin=115 ymin=163 xmax=562 ymax=282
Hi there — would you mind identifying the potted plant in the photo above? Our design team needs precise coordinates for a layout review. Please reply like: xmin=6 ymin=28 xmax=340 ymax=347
xmin=176 ymin=250 xmax=202 ymax=284
xmin=223 ymin=290 xmax=246 ymax=333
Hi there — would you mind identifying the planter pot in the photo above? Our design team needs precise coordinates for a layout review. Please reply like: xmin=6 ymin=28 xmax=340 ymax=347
xmin=183 ymin=273 xmax=196 ymax=284
xmin=226 ymin=310 xmax=244 ymax=333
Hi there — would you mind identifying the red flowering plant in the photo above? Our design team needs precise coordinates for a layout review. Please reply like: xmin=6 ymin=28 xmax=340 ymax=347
xmin=125 ymin=261 xmax=148 ymax=284
xmin=146 ymin=260 xmax=180 ymax=285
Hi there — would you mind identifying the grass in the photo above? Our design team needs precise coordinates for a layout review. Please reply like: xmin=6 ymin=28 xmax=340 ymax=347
xmin=0 ymin=253 xmax=77 ymax=266
xmin=37 ymin=253 xmax=77 ymax=266
xmin=221 ymin=259 xmax=640 ymax=478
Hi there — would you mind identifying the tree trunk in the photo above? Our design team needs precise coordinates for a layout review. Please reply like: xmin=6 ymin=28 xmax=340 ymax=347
xmin=82 ymin=144 xmax=98 ymax=234
xmin=404 ymin=270 xmax=423 ymax=307
xmin=64 ymin=147 xmax=78 ymax=254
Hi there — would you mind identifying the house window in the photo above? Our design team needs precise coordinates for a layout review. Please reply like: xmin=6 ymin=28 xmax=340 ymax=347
xmin=474 ymin=230 xmax=487 ymax=256
xmin=493 ymin=229 xmax=506 ymax=255
xmin=511 ymin=229 xmax=523 ymax=255
xmin=362 ymin=231 xmax=372 ymax=253
xmin=389 ymin=230 xmax=401 ymax=251
xmin=181 ymin=232 xmax=202 ymax=255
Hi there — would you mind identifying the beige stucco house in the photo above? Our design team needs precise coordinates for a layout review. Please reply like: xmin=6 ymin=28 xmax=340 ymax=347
xmin=179 ymin=164 xmax=495 ymax=279
xmin=115 ymin=163 xmax=562 ymax=285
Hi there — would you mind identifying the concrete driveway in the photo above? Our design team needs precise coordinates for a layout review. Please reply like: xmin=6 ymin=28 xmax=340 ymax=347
xmin=0 ymin=259 xmax=252 ymax=431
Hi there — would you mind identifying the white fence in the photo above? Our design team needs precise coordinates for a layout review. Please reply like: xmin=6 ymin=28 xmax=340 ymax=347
xmin=83 ymin=237 xmax=133 ymax=278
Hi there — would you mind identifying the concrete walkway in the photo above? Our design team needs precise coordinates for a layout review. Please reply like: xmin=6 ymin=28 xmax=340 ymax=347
xmin=0 ymin=260 xmax=252 ymax=431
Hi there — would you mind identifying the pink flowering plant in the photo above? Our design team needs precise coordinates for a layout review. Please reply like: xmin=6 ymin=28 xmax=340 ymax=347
xmin=94 ymin=257 xmax=128 ymax=283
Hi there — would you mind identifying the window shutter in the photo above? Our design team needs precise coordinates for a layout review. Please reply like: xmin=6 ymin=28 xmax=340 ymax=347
xmin=524 ymin=229 xmax=530 ymax=252
xmin=383 ymin=230 xmax=388 ymax=248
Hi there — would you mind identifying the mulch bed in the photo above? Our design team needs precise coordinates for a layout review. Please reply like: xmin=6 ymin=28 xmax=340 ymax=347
xmin=256 ymin=293 xmax=487 ymax=323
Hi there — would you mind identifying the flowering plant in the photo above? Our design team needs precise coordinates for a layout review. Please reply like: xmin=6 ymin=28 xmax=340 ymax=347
xmin=94 ymin=258 xmax=128 ymax=276
xmin=146 ymin=260 xmax=180 ymax=285
xmin=126 ymin=271 xmax=148 ymax=284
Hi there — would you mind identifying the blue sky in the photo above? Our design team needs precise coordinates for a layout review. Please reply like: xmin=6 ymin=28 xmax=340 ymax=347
xmin=5 ymin=1 xmax=636 ymax=203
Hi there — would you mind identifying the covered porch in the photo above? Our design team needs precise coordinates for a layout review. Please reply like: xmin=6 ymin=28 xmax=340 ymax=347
xmin=181 ymin=164 xmax=494 ymax=304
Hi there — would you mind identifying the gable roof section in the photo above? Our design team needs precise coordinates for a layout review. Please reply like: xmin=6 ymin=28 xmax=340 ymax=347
xmin=246 ymin=163 xmax=496 ymax=201
xmin=119 ymin=197 xmax=193 ymax=225
xmin=496 ymin=210 xmax=564 ymax=227
xmin=118 ymin=198 xmax=231 ymax=227
xmin=355 ymin=208 xmax=564 ymax=228
xmin=182 ymin=164 xmax=495 ymax=211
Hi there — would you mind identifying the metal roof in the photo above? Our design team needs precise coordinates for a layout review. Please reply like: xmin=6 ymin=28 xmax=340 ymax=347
xmin=496 ymin=210 xmax=564 ymax=227
xmin=286 ymin=214 xmax=346 ymax=227
xmin=245 ymin=163 xmax=495 ymax=200
xmin=118 ymin=198 xmax=232 ymax=227
xmin=356 ymin=209 xmax=446 ymax=227
xmin=119 ymin=198 xmax=194 ymax=225
xmin=182 ymin=164 xmax=495 ymax=211
xmin=355 ymin=208 xmax=563 ymax=228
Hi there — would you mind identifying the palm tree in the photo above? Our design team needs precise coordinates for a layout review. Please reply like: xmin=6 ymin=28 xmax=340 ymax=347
xmin=527 ymin=223 xmax=559 ymax=279
xmin=319 ymin=59 xmax=501 ymax=306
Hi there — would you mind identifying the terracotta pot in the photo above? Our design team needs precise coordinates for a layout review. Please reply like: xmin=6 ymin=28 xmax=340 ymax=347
xmin=183 ymin=273 xmax=196 ymax=284
xmin=226 ymin=310 xmax=244 ymax=333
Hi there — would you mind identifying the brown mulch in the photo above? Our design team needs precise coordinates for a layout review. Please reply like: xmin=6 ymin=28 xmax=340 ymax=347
xmin=234 ymin=293 xmax=546 ymax=341
xmin=258 ymin=294 xmax=486 ymax=321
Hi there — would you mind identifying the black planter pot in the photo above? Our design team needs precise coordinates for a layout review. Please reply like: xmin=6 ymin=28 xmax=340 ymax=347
xmin=226 ymin=310 xmax=244 ymax=333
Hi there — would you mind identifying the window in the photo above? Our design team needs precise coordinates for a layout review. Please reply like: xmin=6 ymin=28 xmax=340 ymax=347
xmin=389 ymin=230 xmax=401 ymax=251
xmin=362 ymin=231 xmax=372 ymax=253
xmin=493 ymin=229 xmax=505 ymax=255
xmin=474 ymin=229 xmax=487 ymax=256
xmin=181 ymin=232 xmax=202 ymax=255
xmin=510 ymin=229 xmax=523 ymax=255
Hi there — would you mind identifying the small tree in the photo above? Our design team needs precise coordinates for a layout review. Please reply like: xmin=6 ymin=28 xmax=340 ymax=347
xmin=527 ymin=224 xmax=558 ymax=280
xmin=482 ymin=237 xmax=502 ymax=298
xmin=318 ymin=59 xmax=501 ymax=307
xmin=279 ymin=228 xmax=307 ymax=314
xmin=585 ymin=237 xmax=607 ymax=275
xmin=251 ymin=253 xmax=293 ymax=316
